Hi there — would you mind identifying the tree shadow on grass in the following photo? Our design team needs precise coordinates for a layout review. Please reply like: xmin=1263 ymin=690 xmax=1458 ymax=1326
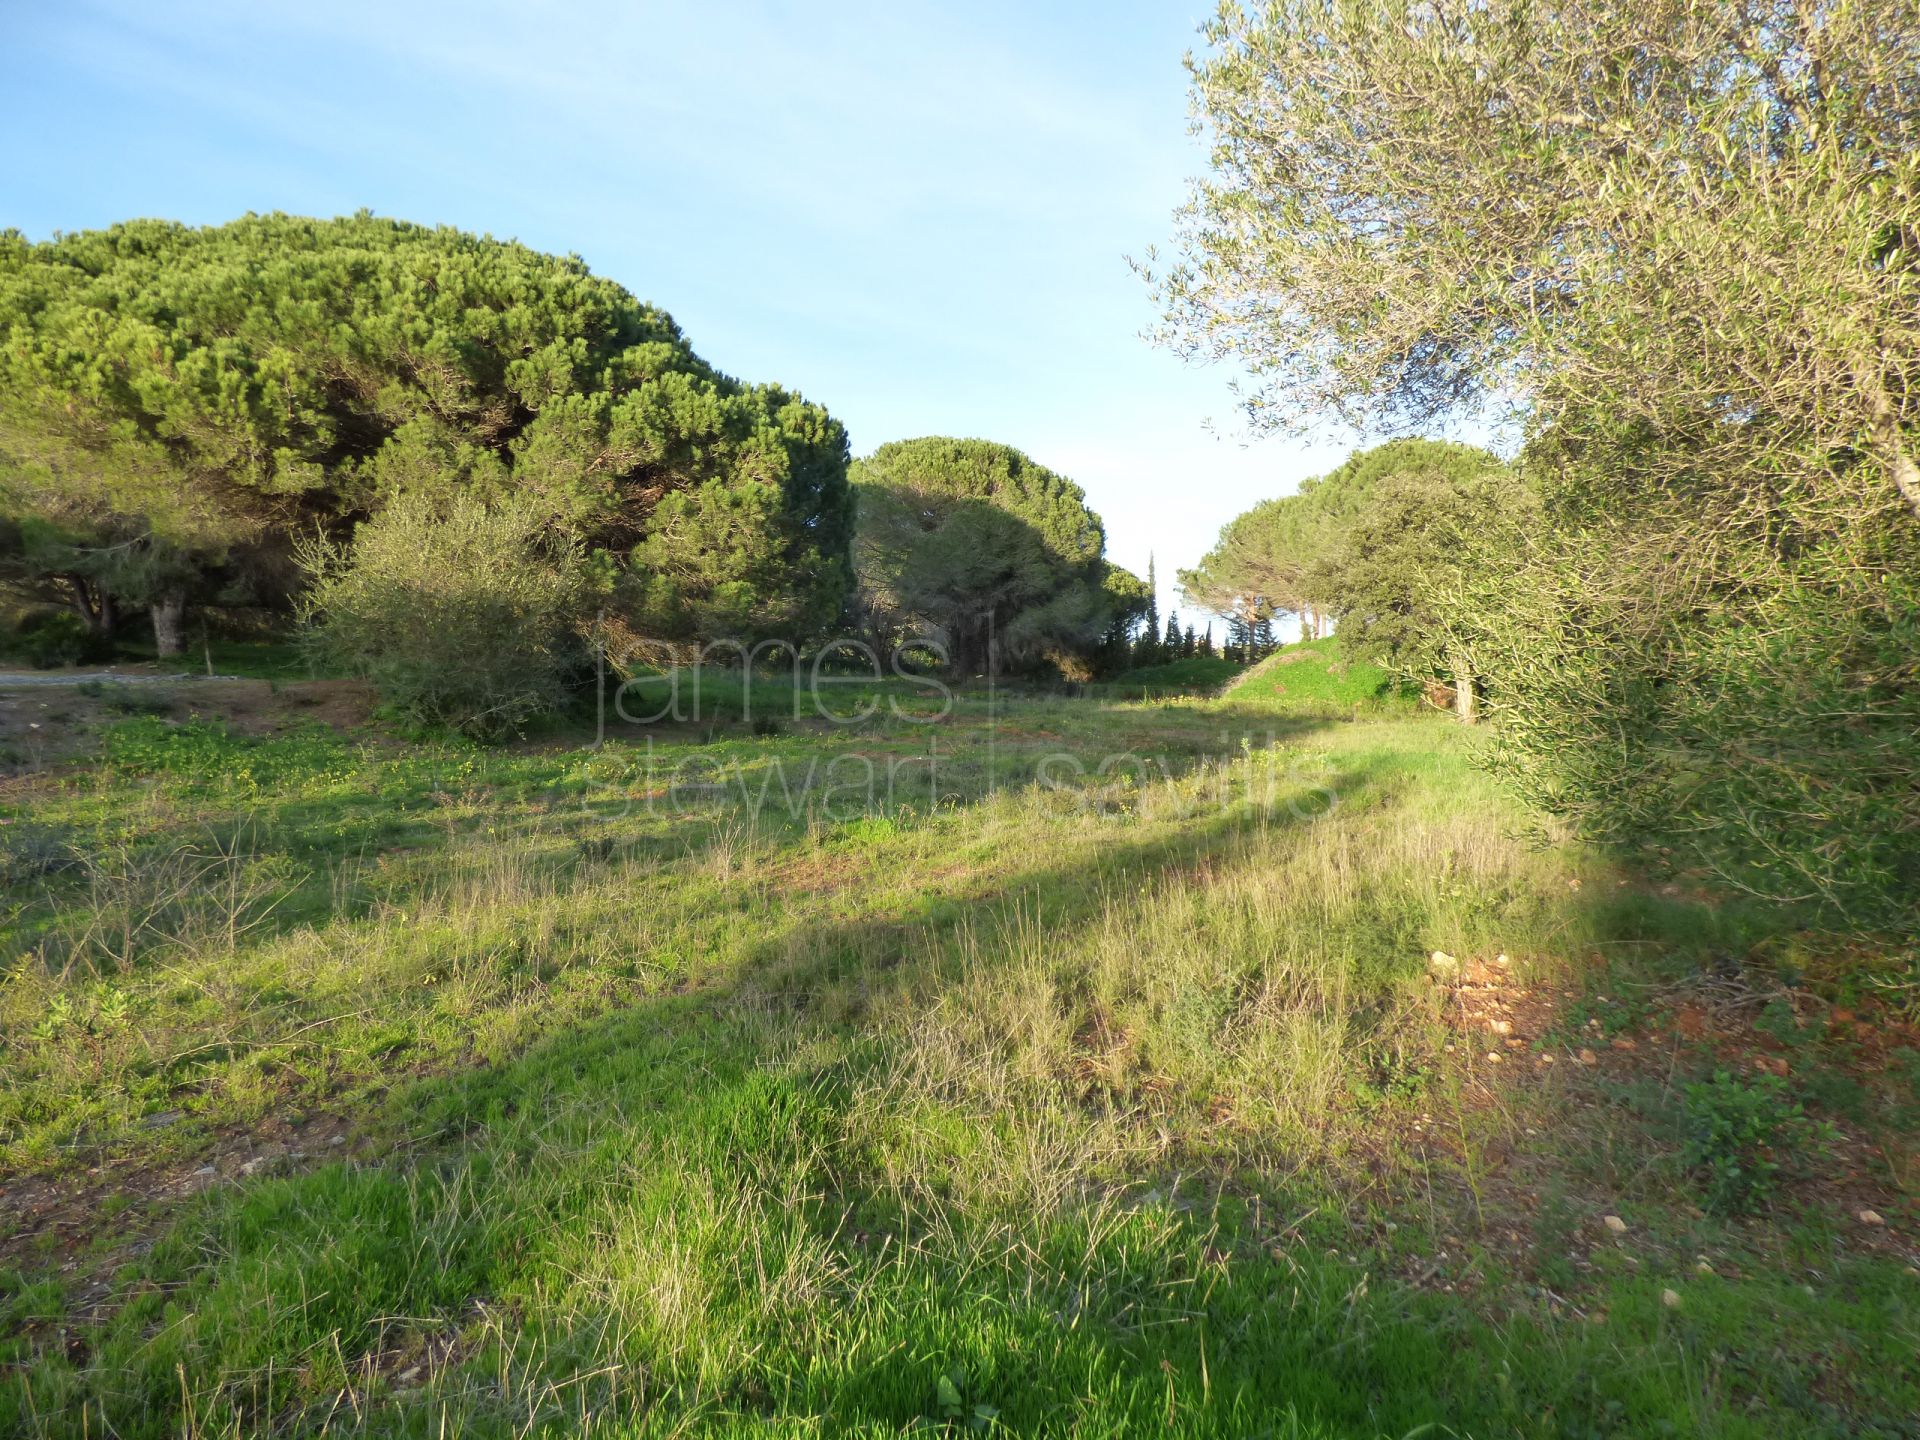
xmin=13 ymin=755 xmax=1445 ymax=1436
xmin=3 ymin=701 xmax=1348 ymax=977
xmin=16 ymin=733 xmax=1909 ymax=1439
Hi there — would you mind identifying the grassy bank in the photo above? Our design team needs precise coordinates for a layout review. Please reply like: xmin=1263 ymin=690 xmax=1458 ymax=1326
xmin=0 ymin=674 xmax=1914 ymax=1436
xmin=1225 ymin=638 xmax=1412 ymax=713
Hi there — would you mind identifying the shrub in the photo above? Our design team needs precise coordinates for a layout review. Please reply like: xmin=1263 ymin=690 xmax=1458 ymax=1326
xmin=8 ymin=611 xmax=112 ymax=669
xmin=1681 ymin=1070 xmax=1830 ymax=1216
xmin=300 ymin=494 xmax=590 ymax=740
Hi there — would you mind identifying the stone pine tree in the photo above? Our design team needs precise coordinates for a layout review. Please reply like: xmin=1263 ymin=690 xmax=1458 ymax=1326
xmin=849 ymin=437 xmax=1123 ymax=678
xmin=0 ymin=213 xmax=852 ymax=654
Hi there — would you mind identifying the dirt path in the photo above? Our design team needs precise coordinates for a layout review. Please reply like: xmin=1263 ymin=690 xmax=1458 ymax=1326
xmin=0 ymin=667 xmax=243 ymax=687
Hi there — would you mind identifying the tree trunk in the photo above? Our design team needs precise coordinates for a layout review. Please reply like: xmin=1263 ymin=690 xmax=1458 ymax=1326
xmin=1885 ymin=435 xmax=1920 ymax=523
xmin=1863 ymin=367 xmax=1920 ymax=522
xmin=64 ymin=575 xmax=102 ymax=634
xmin=151 ymin=593 xmax=187 ymax=657
xmin=1453 ymin=669 xmax=1477 ymax=724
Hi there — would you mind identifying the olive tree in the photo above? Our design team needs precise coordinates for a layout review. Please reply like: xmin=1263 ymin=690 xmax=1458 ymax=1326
xmin=300 ymin=492 xmax=590 ymax=740
xmin=1146 ymin=0 xmax=1919 ymax=522
xmin=1148 ymin=0 xmax=1920 ymax=927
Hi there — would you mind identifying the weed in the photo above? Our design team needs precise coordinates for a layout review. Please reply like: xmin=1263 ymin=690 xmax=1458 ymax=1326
xmin=1681 ymin=1070 xmax=1833 ymax=1215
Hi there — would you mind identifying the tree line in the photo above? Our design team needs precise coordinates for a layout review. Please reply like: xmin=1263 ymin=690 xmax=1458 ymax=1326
xmin=1148 ymin=0 xmax=1919 ymax=934
xmin=0 ymin=214 xmax=1156 ymax=722
xmin=1180 ymin=439 xmax=1525 ymax=718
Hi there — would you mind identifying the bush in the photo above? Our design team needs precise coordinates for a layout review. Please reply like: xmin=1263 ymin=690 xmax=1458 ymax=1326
xmin=300 ymin=494 xmax=590 ymax=740
xmin=1681 ymin=1070 xmax=1831 ymax=1216
xmin=8 ymin=611 xmax=113 ymax=669
xmin=1457 ymin=517 xmax=1920 ymax=935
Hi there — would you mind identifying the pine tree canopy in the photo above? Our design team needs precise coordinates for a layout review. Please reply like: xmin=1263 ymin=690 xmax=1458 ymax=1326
xmin=0 ymin=211 xmax=852 ymax=642
xmin=1179 ymin=439 xmax=1499 ymax=627
xmin=849 ymin=436 xmax=1121 ymax=676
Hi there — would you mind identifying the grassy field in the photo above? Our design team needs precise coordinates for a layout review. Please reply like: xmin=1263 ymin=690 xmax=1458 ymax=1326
xmin=1092 ymin=656 xmax=1245 ymax=696
xmin=0 ymin=657 xmax=1915 ymax=1437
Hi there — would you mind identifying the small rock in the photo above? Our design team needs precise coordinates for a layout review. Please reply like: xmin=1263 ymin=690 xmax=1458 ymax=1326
xmin=1858 ymin=1209 xmax=1886 ymax=1227
xmin=1428 ymin=951 xmax=1459 ymax=979
xmin=327 ymin=1135 xmax=346 ymax=1147
xmin=1488 ymin=1018 xmax=1513 ymax=1036
xmin=397 ymin=1365 xmax=422 ymax=1383
xmin=1495 ymin=953 xmax=1510 ymax=966
xmin=1603 ymin=1215 xmax=1629 ymax=1234
xmin=1661 ymin=1288 xmax=1681 ymax=1309
xmin=1578 ymin=1048 xmax=1599 ymax=1065
xmin=1695 ymin=1261 xmax=1714 ymax=1275
xmin=1610 ymin=1036 xmax=1637 ymax=1051
xmin=1485 ymin=1051 xmax=1502 ymax=1064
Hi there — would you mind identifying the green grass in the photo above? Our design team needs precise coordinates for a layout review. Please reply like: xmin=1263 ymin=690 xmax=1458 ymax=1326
xmin=1224 ymin=636 xmax=1416 ymax=713
xmin=170 ymin=637 xmax=320 ymax=680
xmin=1096 ymin=655 xmax=1246 ymax=695
xmin=0 ymin=679 xmax=1913 ymax=1437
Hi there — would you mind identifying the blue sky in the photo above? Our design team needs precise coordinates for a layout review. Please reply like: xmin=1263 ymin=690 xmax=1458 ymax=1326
xmin=1 ymin=0 xmax=1365 ymax=627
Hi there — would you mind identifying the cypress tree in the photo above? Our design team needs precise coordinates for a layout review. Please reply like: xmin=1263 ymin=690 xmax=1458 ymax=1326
xmin=1251 ymin=614 xmax=1276 ymax=658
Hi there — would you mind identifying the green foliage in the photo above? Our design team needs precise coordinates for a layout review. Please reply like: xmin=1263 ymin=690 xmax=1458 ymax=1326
xmin=1099 ymin=654 xmax=1243 ymax=694
xmin=1445 ymin=500 xmax=1920 ymax=928
xmin=1094 ymin=561 xmax=1153 ymax=674
xmin=1179 ymin=439 xmax=1498 ymax=643
xmin=850 ymin=437 xmax=1122 ymax=677
xmin=5 ymin=610 xmax=110 ymax=668
xmin=0 ymin=212 xmax=851 ymax=647
xmin=1154 ymin=3 xmax=1920 ymax=933
xmin=1681 ymin=1071 xmax=1831 ymax=1216
xmin=933 ymin=1371 xmax=1001 ymax=1431
xmin=300 ymin=492 xmax=590 ymax=740
xmin=1317 ymin=456 xmax=1531 ymax=699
